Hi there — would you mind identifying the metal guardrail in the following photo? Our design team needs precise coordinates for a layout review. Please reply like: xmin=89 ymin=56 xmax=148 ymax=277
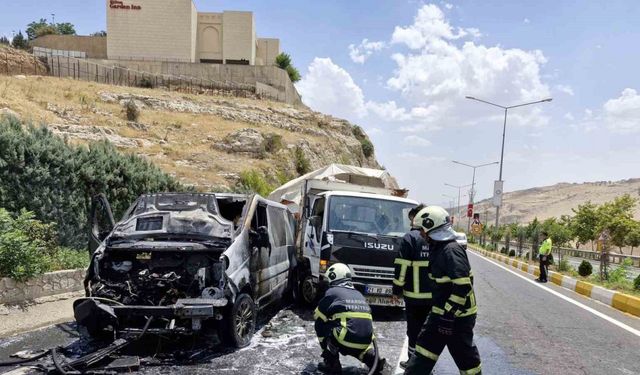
xmin=496 ymin=240 xmax=640 ymax=267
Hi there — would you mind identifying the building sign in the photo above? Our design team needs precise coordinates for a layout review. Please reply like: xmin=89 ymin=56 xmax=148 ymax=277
xmin=110 ymin=0 xmax=141 ymax=10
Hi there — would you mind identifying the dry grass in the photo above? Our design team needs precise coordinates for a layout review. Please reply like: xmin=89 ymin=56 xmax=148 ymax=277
xmin=0 ymin=75 xmax=326 ymax=190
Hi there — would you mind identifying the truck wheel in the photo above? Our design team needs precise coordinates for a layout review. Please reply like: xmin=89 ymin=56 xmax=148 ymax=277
xmin=223 ymin=293 xmax=256 ymax=348
xmin=300 ymin=275 xmax=318 ymax=306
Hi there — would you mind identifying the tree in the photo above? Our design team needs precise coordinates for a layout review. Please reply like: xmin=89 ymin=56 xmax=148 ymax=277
xmin=26 ymin=19 xmax=50 ymax=40
xmin=11 ymin=31 xmax=28 ymax=50
xmin=541 ymin=216 xmax=574 ymax=247
xmin=625 ymin=222 xmax=640 ymax=255
xmin=91 ymin=31 xmax=107 ymax=37
xmin=571 ymin=202 xmax=599 ymax=249
xmin=56 ymin=22 xmax=76 ymax=35
xmin=275 ymin=52 xmax=292 ymax=69
xmin=26 ymin=19 xmax=76 ymax=40
xmin=275 ymin=52 xmax=301 ymax=83
xmin=0 ymin=36 xmax=9 ymax=46
xmin=596 ymin=194 xmax=637 ymax=253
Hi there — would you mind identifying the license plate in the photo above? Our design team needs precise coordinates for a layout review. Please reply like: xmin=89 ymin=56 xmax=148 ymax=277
xmin=366 ymin=295 xmax=405 ymax=307
xmin=365 ymin=285 xmax=393 ymax=296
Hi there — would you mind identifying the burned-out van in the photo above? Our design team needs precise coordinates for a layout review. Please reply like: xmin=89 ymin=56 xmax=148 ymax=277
xmin=75 ymin=193 xmax=297 ymax=347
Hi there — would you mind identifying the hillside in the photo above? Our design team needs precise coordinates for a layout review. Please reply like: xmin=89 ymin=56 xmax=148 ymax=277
xmin=471 ymin=179 xmax=640 ymax=224
xmin=0 ymin=73 xmax=381 ymax=191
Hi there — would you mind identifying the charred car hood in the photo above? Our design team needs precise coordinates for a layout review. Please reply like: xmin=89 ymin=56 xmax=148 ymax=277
xmin=110 ymin=210 xmax=233 ymax=241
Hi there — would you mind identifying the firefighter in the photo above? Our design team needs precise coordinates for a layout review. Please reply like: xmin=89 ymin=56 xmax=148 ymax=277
xmin=314 ymin=263 xmax=387 ymax=374
xmin=392 ymin=204 xmax=433 ymax=368
xmin=404 ymin=206 xmax=482 ymax=375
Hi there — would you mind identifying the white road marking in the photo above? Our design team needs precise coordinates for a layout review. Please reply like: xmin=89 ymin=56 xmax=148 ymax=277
xmin=469 ymin=250 xmax=640 ymax=338
xmin=393 ymin=336 xmax=408 ymax=375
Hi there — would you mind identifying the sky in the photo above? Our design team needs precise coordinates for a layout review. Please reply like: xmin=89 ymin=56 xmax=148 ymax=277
xmin=2 ymin=0 xmax=640 ymax=207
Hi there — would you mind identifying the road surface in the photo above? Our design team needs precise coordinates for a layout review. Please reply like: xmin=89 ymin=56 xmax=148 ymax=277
xmin=2 ymin=250 xmax=639 ymax=374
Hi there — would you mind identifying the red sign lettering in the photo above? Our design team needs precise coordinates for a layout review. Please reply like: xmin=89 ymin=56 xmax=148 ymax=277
xmin=110 ymin=0 xmax=141 ymax=10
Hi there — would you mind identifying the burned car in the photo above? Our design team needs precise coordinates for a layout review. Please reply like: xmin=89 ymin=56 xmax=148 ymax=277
xmin=75 ymin=193 xmax=297 ymax=347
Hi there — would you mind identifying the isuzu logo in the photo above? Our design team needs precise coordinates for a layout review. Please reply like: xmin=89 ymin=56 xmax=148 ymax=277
xmin=363 ymin=242 xmax=394 ymax=250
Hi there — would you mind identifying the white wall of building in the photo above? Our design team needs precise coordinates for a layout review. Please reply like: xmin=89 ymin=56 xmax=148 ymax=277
xmin=107 ymin=0 xmax=197 ymax=62
xmin=222 ymin=11 xmax=256 ymax=65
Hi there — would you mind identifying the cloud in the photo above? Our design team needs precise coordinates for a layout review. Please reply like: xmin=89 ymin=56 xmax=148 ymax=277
xmin=563 ymin=112 xmax=575 ymax=121
xmin=296 ymin=57 xmax=367 ymax=120
xmin=555 ymin=84 xmax=574 ymax=96
xmin=403 ymin=135 xmax=432 ymax=147
xmin=603 ymin=88 xmax=640 ymax=133
xmin=523 ymin=18 xmax=530 ymax=24
xmin=365 ymin=100 xmax=411 ymax=121
xmin=386 ymin=4 xmax=550 ymax=131
xmin=444 ymin=3 xmax=454 ymax=10
xmin=348 ymin=39 xmax=386 ymax=64
xmin=391 ymin=4 xmax=481 ymax=49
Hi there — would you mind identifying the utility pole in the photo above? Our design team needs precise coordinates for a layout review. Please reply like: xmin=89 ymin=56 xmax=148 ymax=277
xmin=452 ymin=160 xmax=499 ymax=233
xmin=51 ymin=13 xmax=56 ymax=26
xmin=444 ymin=183 xmax=471 ymax=231
xmin=465 ymin=96 xmax=552 ymax=230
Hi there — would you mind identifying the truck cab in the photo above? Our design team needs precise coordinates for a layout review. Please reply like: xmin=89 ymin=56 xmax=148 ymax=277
xmin=300 ymin=191 xmax=417 ymax=306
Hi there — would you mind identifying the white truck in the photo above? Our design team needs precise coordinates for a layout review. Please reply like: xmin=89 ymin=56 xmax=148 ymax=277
xmin=268 ymin=164 xmax=417 ymax=307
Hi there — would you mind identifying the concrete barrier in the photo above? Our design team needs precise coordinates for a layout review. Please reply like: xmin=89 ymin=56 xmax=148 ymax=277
xmin=471 ymin=245 xmax=640 ymax=318
xmin=0 ymin=269 xmax=85 ymax=305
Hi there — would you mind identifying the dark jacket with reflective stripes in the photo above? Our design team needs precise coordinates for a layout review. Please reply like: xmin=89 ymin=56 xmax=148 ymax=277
xmin=314 ymin=284 xmax=374 ymax=350
xmin=428 ymin=239 xmax=477 ymax=318
xmin=392 ymin=229 xmax=434 ymax=306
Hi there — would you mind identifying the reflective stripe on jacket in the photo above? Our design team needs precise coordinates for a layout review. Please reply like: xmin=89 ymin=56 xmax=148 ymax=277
xmin=314 ymin=285 xmax=374 ymax=350
xmin=392 ymin=229 xmax=434 ymax=306
xmin=429 ymin=239 xmax=477 ymax=318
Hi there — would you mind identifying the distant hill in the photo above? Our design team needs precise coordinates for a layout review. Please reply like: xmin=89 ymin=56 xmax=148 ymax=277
xmin=469 ymin=179 xmax=640 ymax=225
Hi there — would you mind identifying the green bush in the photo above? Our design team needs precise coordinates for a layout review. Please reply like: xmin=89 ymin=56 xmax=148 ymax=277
xmin=124 ymin=99 xmax=140 ymax=121
xmin=0 ymin=117 xmax=184 ymax=248
xmin=608 ymin=258 xmax=633 ymax=283
xmin=0 ymin=209 xmax=49 ymax=281
xmin=634 ymin=274 xmax=640 ymax=290
xmin=262 ymin=133 xmax=283 ymax=154
xmin=0 ymin=209 xmax=90 ymax=281
xmin=137 ymin=76 xmax=155 ymax=89
xmin=360 ymin=139 xmax=374 ymax=158
xmin=558 ymin=259 xmax=572 ymax=272
xmin=238 ymin=170 xmax=274 ymax=197
xmin=578 ymin=260 xmax=593 ymax=277
xmin=293 ymin=146 xmax=311 ymax=176
xmin=45 ymin=247 xmax=89 ymax=271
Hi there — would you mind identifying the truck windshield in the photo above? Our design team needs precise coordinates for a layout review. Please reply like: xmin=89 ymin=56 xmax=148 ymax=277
xmin=328 ymin=196 xmax=415 ymax=236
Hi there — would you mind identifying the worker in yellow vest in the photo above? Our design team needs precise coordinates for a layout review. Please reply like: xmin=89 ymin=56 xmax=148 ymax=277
xmin=536 ymin=231 xmax=552 ymax=283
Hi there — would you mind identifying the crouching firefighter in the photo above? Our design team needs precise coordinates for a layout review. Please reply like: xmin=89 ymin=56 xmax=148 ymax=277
xmin=314 ymin=263 xmax=387 ymax=374
xmin=405 ymin=206 xmax=482 ymax=375
xmin=392 ymin=204 xmax=434 ymax=369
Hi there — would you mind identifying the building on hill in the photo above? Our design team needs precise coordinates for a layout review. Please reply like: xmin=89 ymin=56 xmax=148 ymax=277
xmin=33 ymin=0 xmax=280 ymax=66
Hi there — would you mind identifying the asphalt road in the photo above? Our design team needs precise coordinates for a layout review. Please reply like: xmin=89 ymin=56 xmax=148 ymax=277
xmin=2 ymin=250 xmax=640 ymax=374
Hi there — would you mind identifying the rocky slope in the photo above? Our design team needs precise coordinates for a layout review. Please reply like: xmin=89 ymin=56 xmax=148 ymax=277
xmin=0 ymin=74 xmax=381 ymax=190
xmin=470 ymin=178 xmax=640 ymax=224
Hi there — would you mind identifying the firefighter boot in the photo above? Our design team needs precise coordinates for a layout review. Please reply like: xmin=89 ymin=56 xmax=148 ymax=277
xmin=362 ymin=349 xmax=387 ymax=375
xmin=317 ymin=350 xmax=342 ymax=374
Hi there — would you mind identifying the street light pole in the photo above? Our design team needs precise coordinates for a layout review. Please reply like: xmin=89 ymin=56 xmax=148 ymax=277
xmin=465 ymin=96 xmax=552 ymax=229
xmin=445 ymin=183 xmax=472 ymax=230
xmin=452 ymin=160 xmax=499 ymax=233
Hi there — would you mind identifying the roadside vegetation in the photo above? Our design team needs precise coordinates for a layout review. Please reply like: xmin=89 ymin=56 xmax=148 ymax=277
xmin=0 ymin=208 xmax=89 ymax=281
xmin=0 ymin=116 xmax=185 ymax=249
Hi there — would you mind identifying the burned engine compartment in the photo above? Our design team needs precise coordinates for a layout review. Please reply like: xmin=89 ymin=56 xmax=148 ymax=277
xmin=90 ymin=249 xmax=227 ymax=307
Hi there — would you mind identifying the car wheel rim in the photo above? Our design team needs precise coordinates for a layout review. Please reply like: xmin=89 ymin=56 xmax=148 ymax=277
xmin=235 ymin=299 xmax=254 ymax=341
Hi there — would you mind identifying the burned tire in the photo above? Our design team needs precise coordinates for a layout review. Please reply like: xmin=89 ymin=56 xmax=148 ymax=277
xmin=223 ymin=293 xmax=256 ymax=348
xmin=300 ymin=274 xmax=318 ymax=306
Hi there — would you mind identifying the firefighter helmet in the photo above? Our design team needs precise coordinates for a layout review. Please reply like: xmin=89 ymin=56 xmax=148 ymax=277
xmin=325 ymin=263 xmax=352 ymax=285
xmin=413 ymin=206 xmax=451 ymax=233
